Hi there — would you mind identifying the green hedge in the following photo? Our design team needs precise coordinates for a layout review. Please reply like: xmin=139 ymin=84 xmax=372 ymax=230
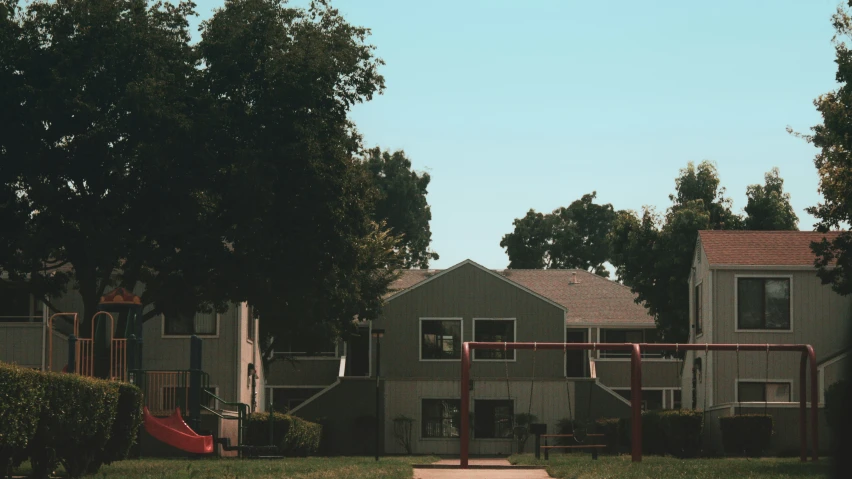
xmin=0 ymin=361 xmax=142 ymax=479
xmin=27 ymin=372 xmax=119 ymax=478
xmin=0 ymin=363 xmax=46 ymax=474
xmin=88 ymin=382 xmax=143 ymax=473
xmin=245 ymin=412 xmax=322 ymax=456
xmin=659 ymin=409 xmax=703 ymax=458
xmin=594 ymin=418 xmax=621 ymax=453
xmin=825 ymin=380 xmax=850 ymax=438
xmin=619 ymin=409 xmax=705 ymax=457
xmin=720 ymin=415 xmax=773 ymax=457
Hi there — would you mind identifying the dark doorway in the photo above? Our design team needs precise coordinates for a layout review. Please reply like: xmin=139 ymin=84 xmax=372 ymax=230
xmin=565 ymin=330 xmax=587 ymax=377
xmin=347 ymin=328 xmax=370 ymax=376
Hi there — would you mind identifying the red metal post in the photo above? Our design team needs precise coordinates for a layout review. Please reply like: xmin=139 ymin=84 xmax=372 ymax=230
xmin=460 ymin=342 xmax=470 ymax=468
xmin=807 ymin=345 xmax=819 ymax=461
xmin=630 ymin=343 xmax=642 ymax=463
xmin=799 ymin=352 xmax=808 ymax=462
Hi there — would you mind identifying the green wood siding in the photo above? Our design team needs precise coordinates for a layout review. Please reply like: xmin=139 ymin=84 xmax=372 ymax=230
xmin=374 ymin=263 xmax=566 ymax=380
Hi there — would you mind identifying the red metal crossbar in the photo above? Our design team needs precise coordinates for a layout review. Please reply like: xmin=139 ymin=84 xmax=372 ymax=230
xmin=459 ymin=342 xmax=818 ymax=468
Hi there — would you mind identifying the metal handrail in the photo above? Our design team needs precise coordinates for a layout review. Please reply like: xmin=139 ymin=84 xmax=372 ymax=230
xmin=201 ymin=388 xmax=249 ymax=458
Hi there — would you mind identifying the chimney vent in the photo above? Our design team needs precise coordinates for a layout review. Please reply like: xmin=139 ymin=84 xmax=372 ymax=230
xmin=571 ymin=272 xmax=578 ymax=284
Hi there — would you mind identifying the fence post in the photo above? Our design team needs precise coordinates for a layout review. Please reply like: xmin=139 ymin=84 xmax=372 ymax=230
xmin=67 ymin=334 xmax=77 ymax=374
xmin=189 ymin=335 xmax=202 ymax=433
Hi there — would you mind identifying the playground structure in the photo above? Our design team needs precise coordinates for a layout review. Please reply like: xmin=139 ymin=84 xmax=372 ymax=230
xmin=459 ymin=341 xmax=820 ymax=468
xmin=45 ymin=287 xmax=268 ymax=458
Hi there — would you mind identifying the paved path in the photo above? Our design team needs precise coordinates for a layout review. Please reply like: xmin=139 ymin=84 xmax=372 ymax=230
xmin=413 ymin=459 xmax=552 ymax=479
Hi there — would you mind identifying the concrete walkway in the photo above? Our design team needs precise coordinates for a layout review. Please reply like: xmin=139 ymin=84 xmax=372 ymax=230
xmin=413 ymin=459 xmax=552 ymax=479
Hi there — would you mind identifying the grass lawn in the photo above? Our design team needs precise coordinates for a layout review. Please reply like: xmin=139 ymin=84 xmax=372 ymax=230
xmin=509 ymin=453 xmax=831 ymax=479
xmin=12 ymin=456 xmax=439 ymax=479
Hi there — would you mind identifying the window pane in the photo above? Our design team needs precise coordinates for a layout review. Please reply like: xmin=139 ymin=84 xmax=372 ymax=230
xmin=164 ymin=313 xmax=193 ymax=335
xmin=475 ymin=320 xmax=515 ymax=360
xmin=737 ymin=279 xmax=764 ymax=329
xmin=738 ymin=382 xmax=765 ymax=402
xmin=474 ymin=400 xmax=514 ymax=438
xmin=764 ymin=279 xmax=791 ymax=329
xmin=766 ymin=383 xmax=791 ymax=402
xmin=421 ymin=320 xmax=461 ymax=360
xmin=422 ymin=399 xmax=461 ymax=438
xmin=694 ymin=285 xmax=703 ymax=333
xmin=194 ymin=313 xmax=217 ymax=335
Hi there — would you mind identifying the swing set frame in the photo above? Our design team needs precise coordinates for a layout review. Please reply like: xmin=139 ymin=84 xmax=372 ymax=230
xmin=459 ymin=341 xmax=819 ymax=468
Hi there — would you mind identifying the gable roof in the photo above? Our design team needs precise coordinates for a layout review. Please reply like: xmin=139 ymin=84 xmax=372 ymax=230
xmin=386 ymin=260 xmax=654 ymax=326
xmin=698 ymin=230 xmax=844 ymax=267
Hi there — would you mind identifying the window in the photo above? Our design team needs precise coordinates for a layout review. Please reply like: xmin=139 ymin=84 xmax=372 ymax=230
xmin=737 ymin=278 xmax=791 ymax=330
xmin=474 ymin=400 xmax=513 ymax=438
xmin=672 ymin=390 xmax=682 ymax=409
xmin=246 ymin=305 xmax=255 ymax=342
xmin=421 ymin=319 xmax=462 ymax=360
xmin=421 ymin=399 xmax=461 ymax=438
xmin=473 ymin=319 xmax=516 ymax=360
xmin=0 ymin=290 xmax=40 ymax=322
xmin=738 ymin=382 xmax=791 ymax=402
xmin=694 ymin=284 xmax=703 ymax=335
xmin=163 ymin=312 xmax=217 ymax=336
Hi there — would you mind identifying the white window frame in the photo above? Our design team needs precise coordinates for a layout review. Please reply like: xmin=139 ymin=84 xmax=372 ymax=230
xmin=735 ymin=379 xmax=794 ymax=403
xmin=420 ymin=397 xmax=463 ymax=440
xmin=245 ymin=304 xmax=255 ymax=344
xmin=734 ymin=274 xmax=794 ymax=333
xmin=419 ymin=317 xmax=463 ymax=362
xmin=161 ymin=312 xmax=221 ymax=339
xmin=472 ymin=318 xmax=517 ymax=362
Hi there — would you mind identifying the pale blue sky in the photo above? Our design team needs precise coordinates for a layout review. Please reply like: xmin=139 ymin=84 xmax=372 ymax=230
xmin=192 ymin=0 xmax=842 ymax=269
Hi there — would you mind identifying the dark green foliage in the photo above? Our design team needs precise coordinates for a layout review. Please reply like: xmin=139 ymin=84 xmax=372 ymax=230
xmin=610 ymin=161 xmax=737 ymax=343
xmin=824 ymin=380 xmax=849 ymax=437
xmin=720 ymin=415 xmax=774 ymax=457
xmin=744 ymin=168 xmax=799 ymax=231
xmin=245 ymin=412 xmax=322 ymax=456
xmin=797 ymin=3 xmax=852 ymax=296
xmin=501 ymin=192 xmax=617 ymax=276
xmin=88 ymin=382 xmax=143 ymax=474
xmin=594 ymin=418 xmax=622 ymax=453
xmin=0 ymin=363 xmax=45 ymax=475
xmin=363 ymin=148 xmax=438 ymax=269
xmin=618 ymin=410 xmax=704 ymax=457
xmin=659 ymin=409 xmax=703 ymax=458
xmin=25 ymin=373 xmax=118 ymax=479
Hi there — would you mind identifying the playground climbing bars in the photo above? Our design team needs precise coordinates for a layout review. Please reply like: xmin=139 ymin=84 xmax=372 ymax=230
xmin=459 ymin=342 xmax=819 ymax=468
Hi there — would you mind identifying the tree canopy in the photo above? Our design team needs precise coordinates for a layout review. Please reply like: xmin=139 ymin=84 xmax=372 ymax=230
xmin=0 ymin=0 xmax=419 ymax=366
xmin=500 ymin=192 xmax=616 ymax=276
xmin=362 ymin=148 xmax=438 ymax=269
xmin=744 ymin=168 xmax=799 ymax=231
xmin=796 ymin=2 xmax=852 ymax=296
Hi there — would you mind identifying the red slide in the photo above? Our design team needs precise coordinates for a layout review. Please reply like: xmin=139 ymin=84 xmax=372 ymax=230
xmin=143 ymin=407 xmax=214 ymax=454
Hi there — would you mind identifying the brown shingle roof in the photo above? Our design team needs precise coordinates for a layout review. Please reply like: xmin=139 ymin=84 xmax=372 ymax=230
xmin=385 ymin=263 xmax=653 ymax=326
xmin=698 ymin=230 xmax=844 ymax=266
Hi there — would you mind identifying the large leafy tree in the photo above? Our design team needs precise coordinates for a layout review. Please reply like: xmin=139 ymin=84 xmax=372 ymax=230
xmin=794 ymin=2 xmax=852 ymax=296
xmin=199 ymin=0 xmax=399 ymax=364
xmin=610 ymin=161 xmax=737 ymax=342
xmin=744 ymin=168 xmax=799 ymax=231
xmin=0 ymin=0 xmax=229 ymax=324
xmin=362 ymin=148 xmax=438 ymax=269
xmin=500 ymin=192 xmax=616 ymax=276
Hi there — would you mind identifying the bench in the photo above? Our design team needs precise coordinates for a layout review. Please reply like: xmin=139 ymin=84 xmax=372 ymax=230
xmin=537 ymin=434 xmax=607 ymax=460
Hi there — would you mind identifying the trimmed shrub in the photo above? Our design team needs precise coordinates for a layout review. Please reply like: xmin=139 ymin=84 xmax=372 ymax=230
xmin=720 ymin=415 xmax=773 ymax=457
xmin=0 ymin=363 xmax=46 ymax=475
xmin=659 ymin=409 xmax=703 ymax=458
xmin=594 ymin=418 xmax=622 ymax=453
xmin=245 ymin=412 xmax=322 ymax=456
xmin=26 ymin=372 xmax=119 ymax=479
xmin=88 ymin=382 xmax=143 ymax=474
xmin=825 ymin=380 xmax=850 ymax=438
